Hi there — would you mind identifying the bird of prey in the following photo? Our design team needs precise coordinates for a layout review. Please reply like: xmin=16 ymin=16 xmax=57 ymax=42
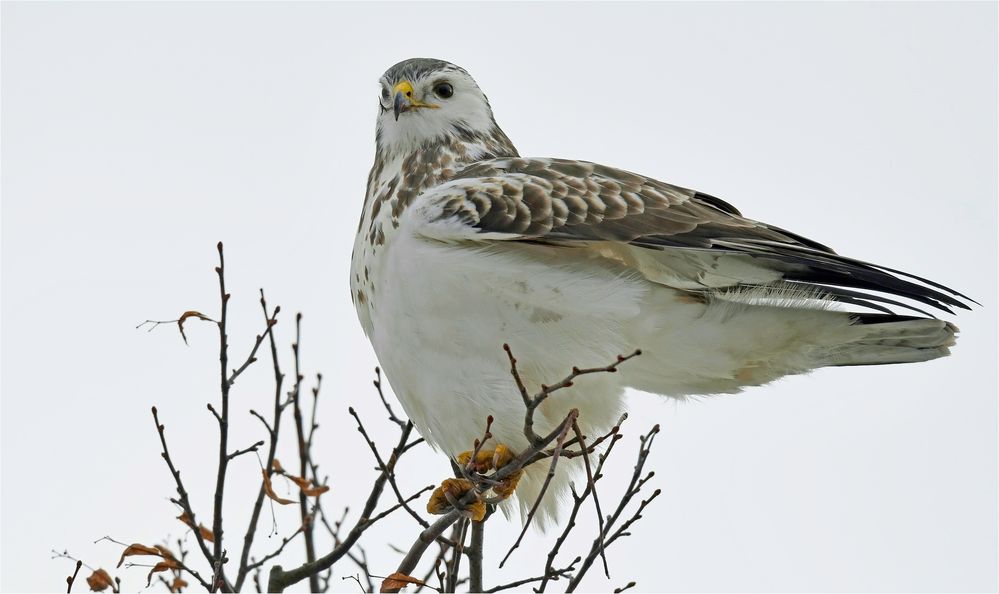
xmin=350 ymin=58 xmax=972 ymax=522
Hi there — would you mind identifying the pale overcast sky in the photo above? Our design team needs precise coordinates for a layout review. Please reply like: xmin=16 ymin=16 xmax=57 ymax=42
xmin=2 ymin=2 xmax=997 ymax=592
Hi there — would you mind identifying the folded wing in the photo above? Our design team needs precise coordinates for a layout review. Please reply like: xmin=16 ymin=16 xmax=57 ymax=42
xmin=406 ymin=157 xmax=973 ymax=315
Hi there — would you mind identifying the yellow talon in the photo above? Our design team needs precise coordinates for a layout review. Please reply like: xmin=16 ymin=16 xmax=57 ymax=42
xmin=426 ymin=478 xmax=486 ymax=521
xmin=456 ymin=449 xmax=494 ymax=473
xmin=450 ymin=444 xmax=523 ymax=503
xmin=492 ymin=444 xmax=515 ymax=468
xmin=457 ymin=443 xmax=518 ymax=473
xmin=492 ymin=469 xmax=523 ymax=499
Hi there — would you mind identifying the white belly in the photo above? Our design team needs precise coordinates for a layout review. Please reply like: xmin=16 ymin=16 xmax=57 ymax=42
xmin=367 ymin=231 xmax=647 ymax=459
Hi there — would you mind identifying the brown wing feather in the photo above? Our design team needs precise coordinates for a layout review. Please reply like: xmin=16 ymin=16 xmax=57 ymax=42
xmin=420 ymin=157 xmax=972 ymax=313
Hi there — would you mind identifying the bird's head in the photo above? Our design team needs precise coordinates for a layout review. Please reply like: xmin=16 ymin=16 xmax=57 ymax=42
xmin=374 ymin=58 xmax=502 ymax=156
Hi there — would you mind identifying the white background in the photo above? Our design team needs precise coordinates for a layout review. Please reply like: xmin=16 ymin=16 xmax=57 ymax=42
xmin=2 ymin=2 xmax=996 ymax=592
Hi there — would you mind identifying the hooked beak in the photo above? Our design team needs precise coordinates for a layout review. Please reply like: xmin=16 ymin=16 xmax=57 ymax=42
xmin=393 ymin=90 xmax=406 ymax=121
xmin=392 ymin=80 xmax=439 ymax=121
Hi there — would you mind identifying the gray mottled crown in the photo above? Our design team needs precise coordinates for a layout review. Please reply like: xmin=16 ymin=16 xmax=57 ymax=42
xmin=381 ymin=58 xmax=468 ymax=83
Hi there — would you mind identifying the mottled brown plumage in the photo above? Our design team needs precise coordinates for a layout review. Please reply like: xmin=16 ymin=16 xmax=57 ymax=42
xmin=349 ymin=58 xmax=973 ymax=525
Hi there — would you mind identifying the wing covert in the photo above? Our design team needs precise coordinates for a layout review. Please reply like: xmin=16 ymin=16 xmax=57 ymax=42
xmin=406 ymin=157 xmax=972 ymax=313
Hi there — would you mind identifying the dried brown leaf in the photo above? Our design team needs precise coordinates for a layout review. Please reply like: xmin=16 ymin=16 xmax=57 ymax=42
xmin=380 ymin=572 xmax=425 ymax=591
xmin=176 ymin=512 xmax=194 ymax=529
xmin=146 ymin=559 xmax=179 ymax=587
xmin=271 ymin=459 xmax=284 ymax=473
xmin=282 ymin=473 xmax=329 ymax=497
xmin=302 ymin=484 xmax=330 ymax=497
xmin=116 ymin=543 xmax=161 ymax=568
xmin=170 ymin=576 xmax=189 ymax=592
xmin=86 ymin=569 xmax=114 ymax=592
xmin=286 ymin=475 xmax=311 ymax=490
xmin=154 ymin=545 xmax=176 ymax=561
xmin=262 ymin=469 xmax=294 ymax=505
xmin=177 ymin=512 xmax=214 ymax=542
xmin=176 ymin=311 xmax=213 ymax=344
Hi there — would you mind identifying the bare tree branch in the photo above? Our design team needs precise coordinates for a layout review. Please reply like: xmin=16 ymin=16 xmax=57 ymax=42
xmin=288 ymin=313 xmax=321 ymax=593
xmin=267 ymin=413 xmax=418 ymax=592
xmin=65 ymin=560 xmax=82 ymax=593
xmin=80 ymin=246 xmax=663 ymax=593
xmin=234 ymin=290 xmax=285 ymax=591
xmin=467 ymin=519 xmax=484 ymax=593
xmin=150 ymin=407 xmax=222 ymax=588
xmin=350 ymin=406 xmax=433 ymax=530
xmin=566 ymin=424 xmax=662 ymax=593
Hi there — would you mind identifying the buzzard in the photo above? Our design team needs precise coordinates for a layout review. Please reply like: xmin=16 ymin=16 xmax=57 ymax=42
xmin=350 ymin=58 xmax=971 ymax=522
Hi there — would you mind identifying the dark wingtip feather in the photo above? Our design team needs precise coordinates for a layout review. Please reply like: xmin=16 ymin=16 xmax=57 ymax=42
xmin=721 ymin=239 xmax=975 ymax=314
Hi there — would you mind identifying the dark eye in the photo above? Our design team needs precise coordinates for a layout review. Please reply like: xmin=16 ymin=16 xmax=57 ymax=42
xmin=433 ymin=82 xmax=454 ymax=99
xmin=381 ymin=87 xmax=390 ymax=101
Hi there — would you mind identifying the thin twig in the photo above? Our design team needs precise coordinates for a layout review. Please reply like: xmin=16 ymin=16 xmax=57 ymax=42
xmin=227 ymin=441 xmax=265 ymax=461
xmin=566 ymin=424 xmax=661 ymax=593
xmin=244 ymin=527 xmax=305 ymax=572
xmin=350 ymin=406 xmax=431 ymax=529
xmin=499 ymin=409 xmax=578 ymax=567
xmin=382 ymin=509 xmax=464 ymax=593
xmin=571 ymin=418 xmax=608 ymax=577
xmin=483 ymin=559 xmax=578 ymax=593
xmin=150 ymin=407 xmax=223 ymax=589
xmin=234 ymin=290 xmax=284 ymax=591
xmin=374 ymin=367 xmax=406 ymax=427
xmin=65 ymin=559 xmax=82 ymax=593
xmin=366 ymin=485 xmax=436 ymax=526
xmin=445 ymin=518 xmax=469 ymax=593
xmin=267 ymin=415 xmax=416 ymax=592
xmin=289 ymin=313 xmax=321 ymax=593
xmin=210 ymin=241 xmax=232 ymax=592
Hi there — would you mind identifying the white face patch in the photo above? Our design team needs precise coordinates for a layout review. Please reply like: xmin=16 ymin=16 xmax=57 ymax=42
xmin=376 ymin=67 xmax=496 ymax=155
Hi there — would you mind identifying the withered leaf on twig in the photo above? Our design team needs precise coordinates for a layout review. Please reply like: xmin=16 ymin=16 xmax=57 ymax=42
xmin=271 ymin=458 xmax=284 ymax=473
xmin=176 ymin=512 xmax=215 ymax=543
xmin=116 ymin=543 xmax=162 ymax=568
xmin=146 ymin=559 xmax=179 ymax=587
xmin=170 ymin=576 xmax=189 ymax=592
xmin=301 ymin=484 xmax=330 ymax=497
xmin=177 ymin=310 xmax=214 ymax=345
xmin=285 ymin=474 xmax=331 ymax=497
xmin=286 ymin=475 xmax=311 ymax=490
xmin=380 ymin=572 xmax=425 ymax=591
xmin=86 ymin=569 xmax=114 ymax=592
xmin=153 ymin=545 xmax=176 ymax=561
xmin=262 ymin=469 xmax=294 ymax=505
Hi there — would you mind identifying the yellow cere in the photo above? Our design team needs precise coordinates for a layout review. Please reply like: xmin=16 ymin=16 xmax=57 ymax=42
xmin=392 ymin=80 xmax=414 ymax=98
xmin=393 ymin=80 xmax=438 ymax=109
